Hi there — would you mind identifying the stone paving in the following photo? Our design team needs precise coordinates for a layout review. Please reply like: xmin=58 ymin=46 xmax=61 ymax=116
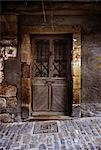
xmin=0 ymin=117 xmax=101 ymax=150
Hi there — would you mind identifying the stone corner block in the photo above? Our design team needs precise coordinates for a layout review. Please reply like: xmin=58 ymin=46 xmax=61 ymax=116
xmin=72 ymin=104 xmax=81 ymax=117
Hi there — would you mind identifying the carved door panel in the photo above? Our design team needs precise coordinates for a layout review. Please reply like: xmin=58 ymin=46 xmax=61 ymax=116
xmin=31 ymin=35 xmax=72 ymax=114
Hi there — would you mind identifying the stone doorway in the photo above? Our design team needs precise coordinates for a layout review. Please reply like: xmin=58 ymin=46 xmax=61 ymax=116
xmin=21 ymin=25 xmax=81 ymax=119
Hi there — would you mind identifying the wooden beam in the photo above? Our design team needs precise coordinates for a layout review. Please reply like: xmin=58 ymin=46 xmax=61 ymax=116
xmin=21 ymin=25 xmax=81 ymax=35
xmin=1 ymin=2 xmax=101 ymax=15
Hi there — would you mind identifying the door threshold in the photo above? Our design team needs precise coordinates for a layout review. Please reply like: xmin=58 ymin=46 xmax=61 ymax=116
xmin=24 ymin=114 xmax=72 ymax=121
xmin=32 ymin=111 xmax=68 ymax=116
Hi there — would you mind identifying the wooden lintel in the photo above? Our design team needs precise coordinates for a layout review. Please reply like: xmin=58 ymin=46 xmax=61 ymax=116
xmin=21 ymin=25 xmax=81 ymax=35
xmin=2 ymin=10 xmax=101 ymax=16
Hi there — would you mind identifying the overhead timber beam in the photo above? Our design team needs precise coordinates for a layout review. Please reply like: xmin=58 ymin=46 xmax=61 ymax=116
xmin=1 ymin=1 xmax=101 ymax=16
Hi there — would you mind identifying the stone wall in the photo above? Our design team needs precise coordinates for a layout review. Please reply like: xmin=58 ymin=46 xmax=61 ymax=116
xmin=0 ymin=46 xmax=18 ymax=122
xmin=0 ymin=83 xmax=17 ymax=122
xmin=0 ymin=15 xmax=21 ymax=122
xmin=0 ymin=12 xmax=101 ymax=119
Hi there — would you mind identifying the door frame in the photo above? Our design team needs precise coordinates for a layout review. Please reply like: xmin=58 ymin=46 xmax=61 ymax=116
xmin=20 ymin=25 xmax=81 ymax=118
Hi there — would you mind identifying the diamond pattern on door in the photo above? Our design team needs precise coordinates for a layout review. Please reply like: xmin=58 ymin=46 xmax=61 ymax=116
xmin=34 ymin=61 xmax=49 ymax=77
xmin=53 ymin=40 xmax=68 ymax=77
xmin=33 ymin=39 xmax=49 ymax=77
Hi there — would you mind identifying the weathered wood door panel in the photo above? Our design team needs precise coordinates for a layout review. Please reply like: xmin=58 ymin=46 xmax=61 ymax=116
xmin=31 ymin=34 xmax=72 ymax=114
xmin=32 ymin=79 xmax=49 ymax=111
xmin=52 ymin=80 xmax=68 ymax=112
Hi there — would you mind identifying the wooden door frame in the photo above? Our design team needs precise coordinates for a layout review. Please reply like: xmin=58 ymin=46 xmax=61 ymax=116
xmin=21 ymin=25 xmax=81 ymax=118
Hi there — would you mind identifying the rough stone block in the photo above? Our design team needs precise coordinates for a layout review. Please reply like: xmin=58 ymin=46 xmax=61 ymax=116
xmin=0 ymin=97 xmax=6 ymax=108
xmin=72 ymin=104 xmax=81 ymax=117
xmin=0 ymin=71 xmax=4 ymax=83
xmin=6 ymin=97 xmax=17 ymax=114
xmin=0 ymin=83 xmax=17 ymax=97
xmin=0 ymin=113 xmax=13 ymax=122
xmin=6 ymin=97 xmax=17 ymax=108
xmin=0 ymin=58 xmax=4 ymax=71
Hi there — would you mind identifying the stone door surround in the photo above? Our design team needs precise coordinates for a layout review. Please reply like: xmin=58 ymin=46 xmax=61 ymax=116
xmin=20 ymin=25 xmax=81 ymax=118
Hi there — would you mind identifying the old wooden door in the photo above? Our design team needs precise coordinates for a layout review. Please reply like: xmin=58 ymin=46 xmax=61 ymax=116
xmin=31 ymin=34 xmax=72 ymax=115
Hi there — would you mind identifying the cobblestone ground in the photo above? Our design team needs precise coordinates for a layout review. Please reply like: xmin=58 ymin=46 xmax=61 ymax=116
xmin=0 ymin=117 xmax=101 ymax=150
